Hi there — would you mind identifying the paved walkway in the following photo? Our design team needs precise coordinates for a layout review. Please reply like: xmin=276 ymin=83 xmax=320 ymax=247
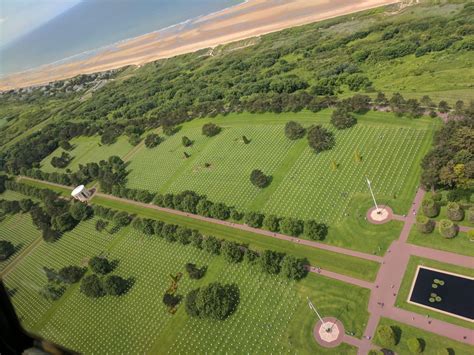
xmin=357 ymin=188 xmax=474 ymax=354
xmin=16 ymin=177 xmax=474 ymax=353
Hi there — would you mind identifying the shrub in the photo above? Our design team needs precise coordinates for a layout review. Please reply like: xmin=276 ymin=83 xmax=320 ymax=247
xmin=95 ymin=219 xmax=109 ymax=232
xmin=19 ymin=199 xmax=34 ymax=213
xmin=104 ymin=275 xmax=128 ymax=296
xmin=89 ymin=256 xmax=113 ymax=275
xmin=307 ymin=125 xmax=335 ymax=153
xmin=304 ymin=220 xmax=328 ymax=240
xmin=422 ymin=199 xmax=440 ymax=218
xmin=69 ymin=202 xmax=92 ymax=221
xmin=202 ymin=123 xmax=221 ymax=137
xmin=407 ymin=337 xmax=423 ymax=353
xmin=203 ymin=236 xmax=221 ymax=255
xmin=279 ymin=217 xmax=304 ymax=236
xmin=0 ymin=240 xmax=15 ymax=260
xmin=244 ymin=211 xmax=264 ymax=228
xmin=185 ymin=282 xmax=240 ymax=320
xmin=80 ymin=275 xmax=106 ymax=298
xmin=260 ymin=250 xmax=284 ymax=275
xmin=250 ymin=169 xmax=271 ymax=188
xmin=144 ymin=133 xmax=162 ymax=148
xmin=446 ymin=202 xmax=464 ymax=221
xmin=438 ymin=219 xmax=457 ymax=239
xmin=263 ymin=215 xmax=280 ymax=232
xmin=280 ymin=255 xmax=308 ymax=280
xmin=331 ymin=107 xmax=357 ymax=129
xmin=230 ymin=209 xmax=243 ymax=221
xmin=244 ymin=249 xmax=259 ymax=264
xmin=210 ymin=203 xmax=230 ymax=220
xmin=58 ymin=266 xmax=86 ymax=284
xmin=163 ymin=293 xmax=181 ymax=307
xmin=185 ymin=263 xmax=207 ymax=279
xmin=39 ymin=283 xmax=65 ymax=301
xmin=182 ymin=136 xmax=193 ymax=147
xmin=415 ymin=215 xmax=435 ymax=234
xmin=368 ymin=350 xmax=384 ymax=355
xmin=376 ymin=325 xmax=398 ymax=347
xmin=221 ymin=241 xmax=244 ymax=263
xmin=468 ymin=207 xmax=474 ymax=223
xmin=284 ymin=121 xmax=306 ymax=140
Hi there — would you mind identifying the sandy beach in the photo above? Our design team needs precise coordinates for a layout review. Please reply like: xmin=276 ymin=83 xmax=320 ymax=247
xmin=0 ymin=0 xmax=400 ymax=90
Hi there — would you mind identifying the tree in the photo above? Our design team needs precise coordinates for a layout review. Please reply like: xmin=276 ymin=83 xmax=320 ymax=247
xmin=307 ymin=125 xmax=335 ymax=153
xmin=69 ymin=202 xmax=92 ymax=221
xmin=421 ymin=199 xmax=440 ymax=218
xmin=162 ymin=224 xmax=177 ymax=242
xmin=468 ymin=207 xmax=474 ymax=224
xmin=279 ymin=218 xmax=303 ymax=237
xmin=144 ymin=133 xmax=162 ymax=148
xmin=263 ymin=215 xmax=280 ymax=232
xmin=59 ymin=140 xmax=73 ymax=151
xmin=185 ymin=282 xmax=240 ymax=320
xmin=52 ymin=212 xmax=76 ymax=233
xmin=284 ymin=121 xmax=306 ymax=140
xmin=51 ymin=152 xmax=72 ymax=169
xmin=39 ymin=283 xmax=65 ymax=301
xmin=58 ymin=266 xmax=85 ymax=284
xmin=95 ymin=219 xmax=109 ymax=232
xmin=203 ymin=236 xmax=221 ymax=255
xmin=196 ymin=199 xmax=213 ymax=217
xmin=250 ymin=169 xmax=271 ymax=188
xmin=407 ymin=337 xmax=423 ymax=353
xmin=0 ymin=240 xmax=15 ymax=260
xmin=19 ymin=199 xmax=34 ymax=213
xmin=182 ymin=136 xmax=193 ymax=147
xmin=185 ymin=263 xmax=207 ymax=279
xmin=376 ymin=325 xmax=398 ymax=347
xmin=113 ymin=211 xmax=131 ymax=226
xmin=221 ymin=241 xmax=244 ymax=263
xmin=260 ymin=250 xmax=284 ymax=275
xmin=374 ymin=92 xmax=388 ymax=106
xmin=176 ymin=226 xmax=192 ymax=245
xmin=202 ymin=123 xmax=222 ymax=137
xmin=438 ymin=100 xmax=450 ymax=113
xmin=89 ymin=256 xmax=113 ymax=275
xmin=210 ymin=203 xmax=230 ymax=220
xmin=281 ymin=255 xmax=308 ymax=280
xmin=446 ymin=202 xmax=464 ymax=221
xmin=244 ymin=211 xmax=264 ymax=228
xmin=415 ymin=215 xmax=435 ymax=234
xmin=304 ymin=220 xmax=328 ymax=241
xmin=104 ymin=275 xmax=128 ymax=296
xmin=163 ymin=293 xmax=181 ymax=307
xmin=331 ymin=107 xmax=357 ymax=129
xmin=80 ymin=274 xmax=106 ymax=298
xmin=438 ymin=219 xmax=457 ymax=239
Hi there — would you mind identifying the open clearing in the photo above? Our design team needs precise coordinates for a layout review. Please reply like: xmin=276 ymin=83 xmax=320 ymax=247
xmin=5 ymin=218 xmax=369 ymax=354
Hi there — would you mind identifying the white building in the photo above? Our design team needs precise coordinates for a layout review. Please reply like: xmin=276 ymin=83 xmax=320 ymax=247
xmin=71 ymin=185 xmax=91 ymax=202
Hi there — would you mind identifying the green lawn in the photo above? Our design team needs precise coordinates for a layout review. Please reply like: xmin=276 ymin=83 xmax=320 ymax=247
xmin=40 ymin=135 xmax=133 ymax=173
xmin=0 ymin=213 xmax=41 ymax=273
xmin=395 ymin=256 xmax=474 ymax=329
xmin=6 ymin=219 xmax=369 ymax=354
xmin=126 ymin=111 xmax=434 ymax=226
xmin=0 ymin=189 xmax=33 ymax=201
xmin=374 ymin=317 xmax=473 ymax=355
xmin=408 ymin=228 xmax=473 ymax=257
xmin=91 ymin=194 xmax=380 ymax=281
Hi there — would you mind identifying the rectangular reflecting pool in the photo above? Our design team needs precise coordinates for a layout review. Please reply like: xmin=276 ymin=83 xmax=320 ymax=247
xmin=408 ymin=266 xmax=474 ymax=322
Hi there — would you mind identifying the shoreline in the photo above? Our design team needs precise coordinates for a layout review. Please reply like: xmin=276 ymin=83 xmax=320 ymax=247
xmin=0 ymin=0 xmax=400 ymax=91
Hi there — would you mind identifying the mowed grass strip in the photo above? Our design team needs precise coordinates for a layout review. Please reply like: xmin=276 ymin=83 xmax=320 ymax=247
xmin=374 ymin=317 xmax=473 ymax=355
xmin=9 ymin=221 xmax=370 ymax=354
xmin=91 ymin=195 xmax=380 ymax=281
xmin=0 ymin=213 xmax=41 ymax=273
xmin=396 ymin=256 xmax=474 ymax=329
xmin=408 ymin=228 xmax=473 ymax=257
xmin=40 ymin=135 xmax=133 ymax=173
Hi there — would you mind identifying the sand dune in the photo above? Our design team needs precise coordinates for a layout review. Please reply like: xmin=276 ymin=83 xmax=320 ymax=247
xmin=0 ymin=0 xmax=400 ymax=90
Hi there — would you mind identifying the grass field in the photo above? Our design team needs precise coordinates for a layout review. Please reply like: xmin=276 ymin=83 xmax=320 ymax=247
xmin=0 ymin=212 xmax=40 ymax=273
xmin=374 ymin=317 xmax=473 ymax=355
xmin=395 ymin=256 xmax=474 ymax=329
xmin=40 ymin=135 xmax=133 ymax=173
xmin=408 ymin=228 xmax=473 ymax=257
xmin=125 ymin=111 xmax=434 ymax=226
xmin=6 ymin=219 xmax=369 ymax=354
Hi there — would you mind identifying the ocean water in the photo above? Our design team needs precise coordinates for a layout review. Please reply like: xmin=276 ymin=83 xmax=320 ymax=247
xmin=0 ymin=0 xmax=243 ymax=76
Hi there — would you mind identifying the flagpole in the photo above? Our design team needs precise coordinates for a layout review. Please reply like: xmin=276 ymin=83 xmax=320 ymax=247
xmin=366 ymin=177 xmax=380 ymax=213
